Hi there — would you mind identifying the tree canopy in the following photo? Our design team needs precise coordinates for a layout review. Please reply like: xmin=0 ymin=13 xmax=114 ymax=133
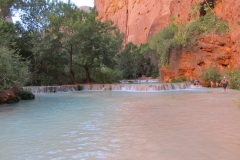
xmin=0 ymin=0 xmax=125 ymax=87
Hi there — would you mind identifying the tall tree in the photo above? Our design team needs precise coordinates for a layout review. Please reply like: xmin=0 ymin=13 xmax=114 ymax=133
xmin=0 ymin=19 xmax=30 ymax=90
xmin=75 ymin=10 xmax=123 ymax=83
xmin=117 ymin=42 xmax=143 ymax=79
xmin=44 ymin=1 xmax=84 ymax=84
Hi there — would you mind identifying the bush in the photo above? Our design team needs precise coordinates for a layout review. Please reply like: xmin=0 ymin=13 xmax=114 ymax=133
xmin=150 ymin=12 xmax=229 ymax=67
xmin=6 ymin=96 xmax=21 ymax=104
xmin=150 ymin=24 xmax=180 ymax=66
xmin=201 ymin=66 xmax=222 ymax=87
xmin=226 ymin=69 xmax=240 ymax=90
xmin=17 ymin=91 xmax=35 ymax=100
xmin=117 ymin=42 xmax=145 ymax=79
xmin=92 ymin=67 xmax=122 ymax=84
xmin=171 ymin=76 xmax=187 ymax=83
xmin=0 ymin=47 xmax=30 ymax=90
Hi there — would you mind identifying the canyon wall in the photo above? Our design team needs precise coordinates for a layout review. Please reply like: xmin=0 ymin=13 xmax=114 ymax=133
xmin=95 ymin=0 xmax=240 ymax=82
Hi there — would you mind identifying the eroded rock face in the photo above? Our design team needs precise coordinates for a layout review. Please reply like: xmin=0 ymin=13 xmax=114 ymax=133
xmin=95 ymin=0 xmax=240 ymax=81
xmin=95 ymin=0 xmax=173 ymax=44
xmin=161 ymin=33 xmax=235 ymax=82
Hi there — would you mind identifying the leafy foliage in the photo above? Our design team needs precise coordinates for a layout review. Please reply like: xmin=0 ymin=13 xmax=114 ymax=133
xmin=118 ymin=42 xmax=159 ymax=79
xmin=150 ymin=24 xmax=180 ymax=66
xmin=117 ymin=43 xmax=144 ymax=79
xmin=201 ymin=66 xmax=222 ymax=87
xmin=138 ymin=43 xmax=159 ymax=78
xmin=225 ymin=69 xmax=240 ymax=90
xmin=0 ymin=19 xmax=30 ymax=90
xmin=74 ymin=10 xmax=123 ymax=83
xmin=22 ymin=2 xmax=123 ymax=85
xmin=150 ymin=12 xmax=229 ymax=67
xmin=17 ymin=90 xmax=35 ymax=100
xmin=0 ymin=47 xmax=30 ymax=90
xmin=171 ymin=76 xmax=187 ymax=83
xmin=91 ymin=67 xmax=123 ymax=84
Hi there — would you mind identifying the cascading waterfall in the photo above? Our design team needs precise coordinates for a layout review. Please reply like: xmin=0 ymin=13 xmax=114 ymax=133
xmin=23 ymin=83 xmax=191 ymax=93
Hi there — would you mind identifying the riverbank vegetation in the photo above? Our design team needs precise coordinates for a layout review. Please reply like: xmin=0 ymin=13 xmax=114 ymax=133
xmin=150 ymin=13 xmax=229 ymax=67
xmin=0 ymin=0 xmax=240 ymax=92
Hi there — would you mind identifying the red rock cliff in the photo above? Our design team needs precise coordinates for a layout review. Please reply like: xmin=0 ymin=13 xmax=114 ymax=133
xmin=95 ymin=0 xmax=240 ymax=82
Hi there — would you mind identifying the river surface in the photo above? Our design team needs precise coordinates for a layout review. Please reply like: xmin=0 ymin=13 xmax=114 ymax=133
xmin=0 ymin=88 xmax=240 ymax=160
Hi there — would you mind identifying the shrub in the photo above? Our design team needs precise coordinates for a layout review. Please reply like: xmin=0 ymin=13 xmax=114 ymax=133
xmin=201 ymin=66 xmax=222 ymax=87
xmin=150 ymin=12 xmax=229 ymax=67
xmin=92 ymin=67 xmax=122 ymax=84
xmin=17 ymin=90 xmax=35 ymax=100
xmin=171 ymin=76 xmax=187 ymax=83
xmin=150 ymin=24 xmax=180 ymax=66
xmin=225 ymin=69 xmax=240 ymax=90
xmin=117 ymin=42 xmax=146 ymax=79
xmin=0 ymin=47 xmax=30 ymax=90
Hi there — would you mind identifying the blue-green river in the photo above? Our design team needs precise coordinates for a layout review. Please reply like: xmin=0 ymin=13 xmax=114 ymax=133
xmin=1 ymin=89 xmax=240 ymax=160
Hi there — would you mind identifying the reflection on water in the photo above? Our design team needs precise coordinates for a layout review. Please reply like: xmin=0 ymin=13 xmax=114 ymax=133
xmin=0 ymin=89 xmax=240 ymax=160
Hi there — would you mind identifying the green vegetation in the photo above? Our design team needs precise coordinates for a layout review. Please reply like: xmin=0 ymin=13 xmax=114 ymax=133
xmin=150 ymin=24 xmax=180 ymax=66
xmin=201 ymin=66 xmax=222 ymax=87
xmin=225 ymin=69 xmax=240 ymax=90
xmin=91 ymin=67 xmax=122 ymax=84
xmin=1 ymin=0 xmax=125 ymax=87
xmin=150 ymin=12 xmax=229 ymax=67
xmin=0 ymin=19 xmax=30 ymax=90
xmin=117 ymin=42 xmax=159 ymax=79
xmin=118 ymin=42 xmax=143 ymax=79
xmin=171 ymin=76 xmax=187 ymax=83
xmin=200 ymin=66 xmax=240 ymax=89
xmin=17 ymin=90 xmax=35 ymax=100
xmin=0 ymin=47 xmax=30 ymax=90
xmin=0 ymin=0 xmax=238 ymax=90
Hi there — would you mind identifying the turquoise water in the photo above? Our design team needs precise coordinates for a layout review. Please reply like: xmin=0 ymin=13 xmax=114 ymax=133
xmin=1 ymin=90 xmax=240 ymax=160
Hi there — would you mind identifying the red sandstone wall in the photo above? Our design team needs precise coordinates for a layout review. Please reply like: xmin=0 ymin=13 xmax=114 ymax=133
xmin=95 ymin=0 xmax=240 ymax=82
xmin=95 ymin=0 xmax=173 ymax=44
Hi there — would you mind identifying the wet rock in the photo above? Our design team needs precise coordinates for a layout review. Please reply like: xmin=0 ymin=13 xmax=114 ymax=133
xmin=0 ymin=88 xmax=35 ymax=105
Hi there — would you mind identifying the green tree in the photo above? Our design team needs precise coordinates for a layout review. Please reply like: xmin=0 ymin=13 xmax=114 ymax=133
xmin=117 ymin=42 xmax=145 ymax=79
xmin=74 ymin=10 xmax=123 ymax=83
xmin=138 ymin=43 xmax=159 ymax=78
xmin=0 ymin=0 xmax=19 ymax=20
xmin=37 ymin=1 xmax=81 ymax=84
xmin=0 ymin=47 xmax=30 ymax=90
xmin=0 ymin=12 xmax=30 ymax=90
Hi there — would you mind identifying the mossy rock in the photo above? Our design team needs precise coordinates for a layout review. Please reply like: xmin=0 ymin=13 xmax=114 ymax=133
xmin=17 ymin=91 xmax=35 ymax=100
xmin=77 ymin=85 xmax=83 ymax=91
xmin=6 ymin=96 xmax=21 ymax=104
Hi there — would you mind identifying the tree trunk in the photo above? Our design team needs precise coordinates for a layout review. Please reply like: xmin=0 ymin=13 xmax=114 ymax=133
xmin=84 ymin=67 xmax=91 ymax=83
xmin=69 ymin=45 xmax=76 ymax=84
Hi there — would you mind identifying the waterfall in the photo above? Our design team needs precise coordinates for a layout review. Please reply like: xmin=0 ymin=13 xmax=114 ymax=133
xmin=23 ymin=83 xmax=191 ymax=93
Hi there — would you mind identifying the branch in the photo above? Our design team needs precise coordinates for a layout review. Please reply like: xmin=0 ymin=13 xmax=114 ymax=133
xmin=204 ymin=0 xmax=216 ymax=15
xmin=58 ymin=45 xmax=71 ymax=53
xmin=74 ymin=62 xmax=85 ymax=68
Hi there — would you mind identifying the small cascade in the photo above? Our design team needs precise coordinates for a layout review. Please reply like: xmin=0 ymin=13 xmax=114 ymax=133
xmin=23 ymin=83 xmax=191 ymax=93
xmin=23 ymin=85 xmax=79 ymax=93
xmin=119 ymin=79 xmax=160 ymax=84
